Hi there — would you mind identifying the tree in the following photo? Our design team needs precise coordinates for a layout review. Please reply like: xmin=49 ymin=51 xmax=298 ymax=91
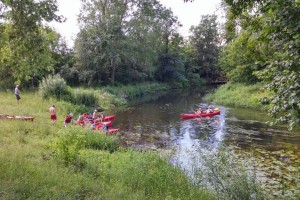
xmin=219 ymin=28 xmax=271 ymax=84
xmin=0 ymin=0 xmax=63 ymax=87
xmin=189 ymin=14 xmax=221 ymax=82
xmin=224 ymin=0 xmax=300 ymax=129
xmin=75 ymin=0 xmax=182 ymax=85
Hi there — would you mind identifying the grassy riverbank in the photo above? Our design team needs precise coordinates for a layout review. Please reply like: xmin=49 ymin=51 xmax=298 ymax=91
xmin=38 ymin=75 xmax=171 ymax=111
xmin=0 ymin=91 xmax=216 ymax=199
xmin=205 ymin=82 xmax=271 ymax=110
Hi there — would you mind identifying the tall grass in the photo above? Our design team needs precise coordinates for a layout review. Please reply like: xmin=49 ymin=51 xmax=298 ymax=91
xmin=79 ymin=149 xmax=215 ymax=200
xmin=190 ymin=148 xmax=266 ymax=200
xmin=53 ymin=126 xmax=119 ymax=166
xmin=205 ymin=82 xmax=271 ymax=110
xmin=39 ymin=75 xmax=126 ymax=109
xmin=71 ymin=88 xmax=98 ymax=107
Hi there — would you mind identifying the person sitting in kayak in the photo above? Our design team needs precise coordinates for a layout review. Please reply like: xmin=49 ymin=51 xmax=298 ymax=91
xmin=99 ymin=112 xmax=105 ymax=121
xmin=77 ymin=114 xmax=85 ymax=126
xmin=64 ymin=113 xmax=74 ymax=127
xmin=102 ymin=123 xmax=109 ymax=131
xmin=195 ymin=107 xmax=203 ymax=115
xmin=92 ymin=110 xmax=98 ymax=120
xmin=205 ymin=106 xmax=213 ymax=113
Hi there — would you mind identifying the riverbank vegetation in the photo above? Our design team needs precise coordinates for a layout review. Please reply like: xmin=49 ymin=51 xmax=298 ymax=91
xmin=0 ymin=92 xmax=216 ymax=199
xmin=1 ymin=0 xmax=299 ymax=129
xmin=0 ymin=0 xmax=299 ymax=198
xmin=1 ymin=91 xmax=271 ymax=199
xmin=39 ymin=74 xmax=171 ymax=110
xmin=205 ymin=82 xmax=271 ymax=110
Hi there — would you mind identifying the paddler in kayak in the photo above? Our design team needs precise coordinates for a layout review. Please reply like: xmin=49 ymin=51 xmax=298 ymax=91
xmin=99 ymin=112 xmax=105 ymax=121
xmin=195 ymin=107 xmax=203 ymax=115
xmin=205 ymin=106 xmax=214 ymax=113
xmin=92 ymin=109 xmax=98 ymax=120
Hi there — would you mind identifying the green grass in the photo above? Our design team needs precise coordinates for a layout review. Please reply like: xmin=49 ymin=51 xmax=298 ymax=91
xmin=204 ymin=82 xmax=271 ymax=110
xmin=0 ymin=91 xmax=215 ymax=199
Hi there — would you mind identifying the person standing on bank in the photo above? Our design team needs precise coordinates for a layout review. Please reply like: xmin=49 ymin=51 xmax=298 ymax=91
xmin=15 ymin=85 xmax=21 ymax=103
xmin=49 ymin=105 xmax=57 ymax=123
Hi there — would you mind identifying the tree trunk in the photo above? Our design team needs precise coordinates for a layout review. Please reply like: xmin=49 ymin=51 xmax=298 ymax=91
xmin=110 ymin=59 xmax=115 ymax=84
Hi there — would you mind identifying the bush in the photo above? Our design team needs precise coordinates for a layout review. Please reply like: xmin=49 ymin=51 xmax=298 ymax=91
xmin=54 ymin=126 xmax=87 ymax=166
xmin=54 ymin=126 xmax=119 ymax=166
xmin=188 ymin=74 xmax=206 ymax=87
xmin=39 ymin=74 xmax=71 ymax=100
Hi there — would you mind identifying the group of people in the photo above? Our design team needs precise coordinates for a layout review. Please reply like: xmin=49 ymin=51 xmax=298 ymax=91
xmin=195 ymin=106 xmax=214 ymax=115
xmin=63 ymin=109 xmax=108 ymax=131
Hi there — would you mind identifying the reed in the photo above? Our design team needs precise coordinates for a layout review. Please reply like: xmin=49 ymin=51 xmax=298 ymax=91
xmin=71 ymin=88 xmax=98 ymax=107
xmin=191 ymin=148 xmax=266 ymax=200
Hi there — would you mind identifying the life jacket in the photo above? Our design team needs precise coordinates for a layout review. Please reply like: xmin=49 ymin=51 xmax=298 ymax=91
xmin=65 ymin=115 xmax=72 ymax=123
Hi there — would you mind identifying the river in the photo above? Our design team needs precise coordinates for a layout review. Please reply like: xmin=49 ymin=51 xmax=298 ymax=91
xmin=108 ymin=89 xmax=300 ymax=199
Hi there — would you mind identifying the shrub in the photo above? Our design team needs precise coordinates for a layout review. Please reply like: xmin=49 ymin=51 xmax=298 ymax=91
xmin=54 ymin=126 xmax=119 ymax=166
xmin=39 ymin=74 xmax=71 ymax=100
xmin=189 ymin=74 xmax=206 ymax=86
xmin=54 ymin=126 xmax=87 ymax=166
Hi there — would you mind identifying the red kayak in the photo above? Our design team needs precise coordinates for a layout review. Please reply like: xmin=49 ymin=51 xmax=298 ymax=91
xmin=180 ymin=110 xmax=221 ymax=119
xmin=94 ymin=121 xmax=112 ymax=129
xmin=106 ymin=128 xmax=120 ymax=134
xmin=102 ymin=115 xmax=115 ymax=122
xmin=97 ymin=128 xmax=120 ymax=134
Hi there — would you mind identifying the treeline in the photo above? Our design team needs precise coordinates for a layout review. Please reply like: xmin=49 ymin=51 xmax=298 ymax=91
xmin=0 ymin=0 xmax=299 ymax=129
xmin=0 ymin=0 xmax=221 ymax=89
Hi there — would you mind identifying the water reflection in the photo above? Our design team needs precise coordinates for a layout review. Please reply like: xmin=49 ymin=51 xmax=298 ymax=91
xmin=110 ymin=90 xmax=300 ymax=152
xmin=109 ymin=90 xmax=300 ymax=197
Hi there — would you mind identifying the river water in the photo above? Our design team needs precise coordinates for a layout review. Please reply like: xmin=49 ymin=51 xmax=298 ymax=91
xmin=108 ymin=89 xmax=300 ymax=198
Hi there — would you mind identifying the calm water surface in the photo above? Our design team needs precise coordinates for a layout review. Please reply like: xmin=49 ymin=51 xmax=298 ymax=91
xmin=108 ymin=89 xmax=300 ymax=197
xmin=109 ymin=90 xmax=300 ymax=151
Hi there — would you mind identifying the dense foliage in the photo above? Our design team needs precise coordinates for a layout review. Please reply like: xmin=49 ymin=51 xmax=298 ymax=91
xmin=1 ymin=0 xmax=299 ymax=129
xmin=74 ymin=0 xmax=186 ymax=86
xmin=0 ymin=0 xmax=63 ymax=87
xmin=222 ymin=0 xmax=300 ymax=129
xmin=189 ymin=14 xmax=221 ymax=82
